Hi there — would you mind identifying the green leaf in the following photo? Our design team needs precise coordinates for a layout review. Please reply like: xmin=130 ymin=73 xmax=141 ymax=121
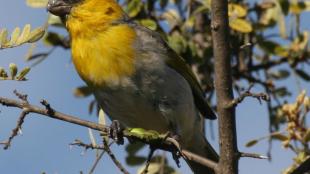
xmin=271 ymin=132 xmax=288 ymax=141
xmin=295 ymin=69 xmax=310 ymax=81
xmin=16 ymin=24 xmax=31 ymax=45
xmin=270 ymin=70 xmax=290 ymax=80
xmin=228 ymin=3 xmax=247 ymax=18
xmin=229 ymin=18 xmax=253 ymax=33
xmin=274 ymin=87 xmax=291 ymax=97
xmin=16 ymin=67 xmax=31 ymax=81
xmin=140 ymin=19 xmax=157 ymax=30
xmin=245 ymin=139 xmax=259 ymax=147
xmin=0 ymin=28 xmax=9 ymax=47
xmin=0 ymin=67 xmax=8 ymax=78
xmin=9 ymin=27 xmax=21 ymax=45
xmin=127 ymin=0 xmax=143 ymax=17
xmin=9 ymin=63 xmax=18 ymax=79
xmin=27 ymin=26 xmax=46 ymax=43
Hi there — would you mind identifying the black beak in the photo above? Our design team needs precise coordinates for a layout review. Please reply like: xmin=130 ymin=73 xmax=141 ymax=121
xmin=47 ymin=0 xmax=72 ymax=17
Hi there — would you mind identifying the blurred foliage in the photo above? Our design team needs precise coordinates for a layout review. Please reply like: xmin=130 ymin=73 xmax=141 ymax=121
xmin=0 ymin=24 xmax=46 ymax=49
xmin=21 ymin=0 xmax=310 ymax=173
xmin=0 ymin=63 xmax=31 ymax=81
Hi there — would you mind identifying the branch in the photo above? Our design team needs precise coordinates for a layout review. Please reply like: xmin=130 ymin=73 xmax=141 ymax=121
xmin=0 ymin=92 xmax=218 ymax=171
xmin=228 ymin=84 xmax=270 ymax=108
xmin=211 ymin=0 xmax=238 ymax=174
xmin=103 ymin=139 xmax=130 ymax=174
xmin=238 ymin=152 xmax=269 ymax=160
xmin=70 ymin=139 xmax=129 ymax=174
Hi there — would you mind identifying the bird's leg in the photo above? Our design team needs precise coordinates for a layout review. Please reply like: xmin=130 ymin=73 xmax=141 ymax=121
xmin=166 ymin=132 xmax=182 ymax=168
xmin=108 ymin=120 xmax=124 ymax=145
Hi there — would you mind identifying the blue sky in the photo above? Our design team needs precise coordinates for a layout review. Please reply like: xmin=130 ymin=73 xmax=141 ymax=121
xmin=0 ymin=1 xmax=309 ymax=174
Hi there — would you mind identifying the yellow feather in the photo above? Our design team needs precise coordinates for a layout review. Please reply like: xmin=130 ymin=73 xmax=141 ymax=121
xmin=66 ymin=0 xmax=136 ymax=86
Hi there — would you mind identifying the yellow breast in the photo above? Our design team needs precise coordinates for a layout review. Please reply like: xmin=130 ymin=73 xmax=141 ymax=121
xmin=69 ymin=24 xmax=136 ymax=87
xmin=65 ymin=0 xmax=137 ymax=87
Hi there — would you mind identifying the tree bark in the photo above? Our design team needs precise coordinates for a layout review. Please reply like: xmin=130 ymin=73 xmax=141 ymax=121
xmin=211 ymin=0 xmax=239 ymax=174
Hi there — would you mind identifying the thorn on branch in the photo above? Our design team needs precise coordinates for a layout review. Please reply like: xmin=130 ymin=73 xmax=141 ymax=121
xmin=228 ymin=84 xmax=270 ymax=108
xmin=13 ymin=90 xmax=28 ymax=103
xmin=40 ymin=99 xmax=55 ymax=115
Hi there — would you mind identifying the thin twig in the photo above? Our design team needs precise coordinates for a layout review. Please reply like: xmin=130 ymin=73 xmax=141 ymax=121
xmin=1 ymin=110 xmax=29 ymax=149
xmin=103 ymin=139 xmax=130 ymax=174
xmin=0 ymin=92 xmax=219 ymax=171
xmin=88 ymin=151 xmax=105 ymax=174
xmin=239 ymin=152 xmax=269 ymax=159
xmin=182 ymin=150 xmax=218 ymax=171
xmin=228 ymin=84 xmax=270 ymax=108
xmin=70 ymin=140 xmax=105 ymax=150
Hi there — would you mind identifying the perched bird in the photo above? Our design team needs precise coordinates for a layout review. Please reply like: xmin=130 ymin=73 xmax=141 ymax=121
xmin=47 ymin=0 xmax=218 ymax=173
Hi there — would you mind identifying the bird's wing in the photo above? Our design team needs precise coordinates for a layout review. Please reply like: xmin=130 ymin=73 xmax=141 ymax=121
xmin=122 ymin=21 xmax=216 ymax=120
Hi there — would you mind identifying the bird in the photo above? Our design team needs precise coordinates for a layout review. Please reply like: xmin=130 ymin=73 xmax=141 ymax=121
xmin=47 ymin=0 xmax=218 ymax=173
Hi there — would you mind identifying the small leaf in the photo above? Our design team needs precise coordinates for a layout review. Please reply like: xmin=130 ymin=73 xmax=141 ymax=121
xmin=9 ymin=63 xmax=18 ymax=79
xmin=271 ymin=132 xmax=288 ymax=141
xmin=0 ymin=67 xmax=8 ymax=78
xmin=16 ymin=24 xmax=31 ymax=45
xmin=274 ymin=87 xmax=291 ymax=97
xmin=74 ymin=86 xmax=93 ymax=97
xmin=270 ymin=70 xmax=290 ymax=80
xmin=9 ymin=27 xmax=21 ymax=45
xmin=16 ymin=67 xmax=31 ymax=81
xmin=229 ymin=18 xmax=253 ymax=33
xmin=295 ymin=69 xmax=310 ymax=81
xmin=0 ymin=28 xmax=9 ymax=47
xmin=228 ymin=3 xmax=247 ymax=18
xmin=140 ymin=19 xmax=157 ymax=31
xmin=127 ymin=0 xmax=143 ymax=17
xmin=27 ymin=26 xmax=46 ymax=43
xmin=245 ymin=139 xmax=259 ymax=147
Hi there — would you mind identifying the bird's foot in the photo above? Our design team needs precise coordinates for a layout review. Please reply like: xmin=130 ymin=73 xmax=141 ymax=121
xmin=166 ymin=132 xmax=182 ymax=168
xmin=108 ymin=120 xmax=124 ymax=145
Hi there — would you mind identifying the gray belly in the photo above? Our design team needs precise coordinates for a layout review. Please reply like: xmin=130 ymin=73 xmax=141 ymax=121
xmin=94 ymin=65 xmax=198 ymax=139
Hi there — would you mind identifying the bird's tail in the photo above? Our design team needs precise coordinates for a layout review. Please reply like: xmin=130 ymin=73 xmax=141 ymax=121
xmin=184 ymin=132 xmax=219 ymax=174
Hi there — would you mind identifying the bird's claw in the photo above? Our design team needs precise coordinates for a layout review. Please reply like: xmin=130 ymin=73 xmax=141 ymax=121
xmin=108 ymin=120 xmax=124 ymax=145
